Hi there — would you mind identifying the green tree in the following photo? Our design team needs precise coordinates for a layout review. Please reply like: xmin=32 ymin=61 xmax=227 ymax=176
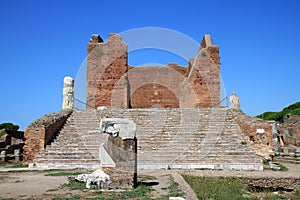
xmin=0 ymin=122 xmax=19 ymax=131
xmin=257 ymin=102 xmax=300 ymax=122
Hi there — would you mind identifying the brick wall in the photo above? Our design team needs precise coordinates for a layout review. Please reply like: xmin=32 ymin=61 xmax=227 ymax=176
xmin=230 ymin=109 xmax=273 ymax=159
xmin=86 ymin=33 xmax=220 ymax=109
xmin=87 ymin=34 xmax=128 ymax=109
xmin=23 ymin=109 xmax=72 ymax=162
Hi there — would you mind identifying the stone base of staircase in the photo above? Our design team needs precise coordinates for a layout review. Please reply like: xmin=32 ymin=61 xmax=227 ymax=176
xmin=29 ymin=162 xmax=101 ymax=169
xmin=32 ymin=108 xmax=264 ymax=171
xmin=138 ymin=163 xmax=263 ymax=171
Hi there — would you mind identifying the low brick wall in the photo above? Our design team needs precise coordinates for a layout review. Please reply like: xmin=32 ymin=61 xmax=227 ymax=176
xmin=230 ymin=109 xmax=273 ymax=159
xmin=23 ymin=109 xmax=72 ymax=162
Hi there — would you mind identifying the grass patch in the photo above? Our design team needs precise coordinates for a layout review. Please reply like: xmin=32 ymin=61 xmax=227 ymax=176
xmin=182 ymin=175 xmax=248 ymax=200
xmin=8 ymin=163 xmax=28 ymax=168
xmin=138 ymin=174 xmax=157 ymax=181
xmin=52 ymin=196 xmax=81 ymax=200
xmin=157 ymin=174 xmax=185 ymax=199
xmin=121 ymin=184 xmax=153 ymax=199
xmin=278 ymin=163 xmax=288 ymax=171
xmin=167 ymin=176 xmax=185 ymax=197
xmin=62 ymin=180 xmax=86 ymax=190
xmin=62 ymin=179 xmax=153 ymax=199
xmin=45 ymin=171 xmax=82 ymax=177
xmin=0 ymin=162 xmax=28 ymax=168
xmin=291 ymin=187 xmax=300 ymax=199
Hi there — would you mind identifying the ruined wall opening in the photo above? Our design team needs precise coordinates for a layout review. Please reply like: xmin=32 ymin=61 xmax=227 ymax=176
xmin=130 ymin=83 xmax=179 ymax=108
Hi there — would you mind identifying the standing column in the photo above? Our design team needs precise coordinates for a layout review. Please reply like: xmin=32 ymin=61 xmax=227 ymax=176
xmin=62 ymin=76 xmax=74 ymax=110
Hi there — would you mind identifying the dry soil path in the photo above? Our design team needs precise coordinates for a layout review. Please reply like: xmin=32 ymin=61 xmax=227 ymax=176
xmin=0 ymin=163 xmax=299 ymax=199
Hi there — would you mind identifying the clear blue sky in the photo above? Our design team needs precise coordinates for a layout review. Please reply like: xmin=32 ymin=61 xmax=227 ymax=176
xmin=0 ymin=0 xmax=299 ymax=130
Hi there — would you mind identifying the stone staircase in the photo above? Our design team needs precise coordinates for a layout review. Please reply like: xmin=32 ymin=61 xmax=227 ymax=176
xmin=33 ymin=108 xmax=263 ymax=170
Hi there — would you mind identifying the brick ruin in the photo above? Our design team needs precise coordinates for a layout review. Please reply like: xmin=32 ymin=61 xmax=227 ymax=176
xmin=21 ymin=33 xmax=281 ymax=189
xmin=278 ymin=114 xmax=300 ymax=153
xmin=87 ymin=33 xmax=220 ymax=109
xmin=23 ymin=109 xmax=72 ymax=162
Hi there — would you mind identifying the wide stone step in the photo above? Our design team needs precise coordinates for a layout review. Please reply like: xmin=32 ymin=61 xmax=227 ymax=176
xmin=33 ymin=108 xmax=262 ymax=170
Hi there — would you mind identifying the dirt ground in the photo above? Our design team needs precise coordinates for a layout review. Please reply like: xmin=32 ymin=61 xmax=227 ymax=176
xmin=0 ymin=163 xmax=299 ymax=199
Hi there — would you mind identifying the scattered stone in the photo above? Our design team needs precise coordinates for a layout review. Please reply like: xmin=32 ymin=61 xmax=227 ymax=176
xmin=269 ymin=162 xmax=281 ymax=170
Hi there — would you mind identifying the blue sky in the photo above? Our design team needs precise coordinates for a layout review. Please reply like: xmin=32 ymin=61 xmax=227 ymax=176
xmin=0 ymin=0 xmax=299 ymax=130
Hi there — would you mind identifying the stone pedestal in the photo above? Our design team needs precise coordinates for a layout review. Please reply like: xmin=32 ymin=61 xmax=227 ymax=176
xmin=100 ymin=118 xmax=137 ymax=188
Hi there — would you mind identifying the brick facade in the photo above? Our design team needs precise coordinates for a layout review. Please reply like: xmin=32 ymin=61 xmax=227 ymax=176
xmin=87 ymin=33 xmax=220 ymax=109
xmin=23 ymin=109 xmax=72 ymax=162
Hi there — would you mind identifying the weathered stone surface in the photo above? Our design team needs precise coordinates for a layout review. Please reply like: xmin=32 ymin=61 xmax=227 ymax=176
xmin=101 ymin=118 xmax=137 ymax=188
xmin=100 ymin=118 xmax=136 ymax=139
xmin=32 ymin=108 xmax=263 ymax=171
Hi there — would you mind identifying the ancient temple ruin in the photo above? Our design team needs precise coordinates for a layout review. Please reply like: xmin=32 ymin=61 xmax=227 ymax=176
xmin=23 ymin=33 xmax=276 ymax=188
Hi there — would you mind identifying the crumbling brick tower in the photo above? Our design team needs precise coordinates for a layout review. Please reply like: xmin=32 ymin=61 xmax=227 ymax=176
xmin=87 ymin=33 xmax=220 ymax=109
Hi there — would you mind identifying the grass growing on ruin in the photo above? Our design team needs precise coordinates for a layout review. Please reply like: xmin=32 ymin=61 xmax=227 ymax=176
xmin=182 ymin=175 xmax=249 ymax=200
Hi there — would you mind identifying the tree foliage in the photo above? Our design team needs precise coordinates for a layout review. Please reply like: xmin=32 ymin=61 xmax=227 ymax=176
xmin=0 ymin=122 xmax=19 ymax=131
xmin=257 ymin=102 xmax=300 ymax=122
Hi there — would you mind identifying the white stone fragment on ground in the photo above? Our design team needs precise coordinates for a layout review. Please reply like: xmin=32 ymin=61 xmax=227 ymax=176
xmin=75 ymin=169 xmax=111 ymax=189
